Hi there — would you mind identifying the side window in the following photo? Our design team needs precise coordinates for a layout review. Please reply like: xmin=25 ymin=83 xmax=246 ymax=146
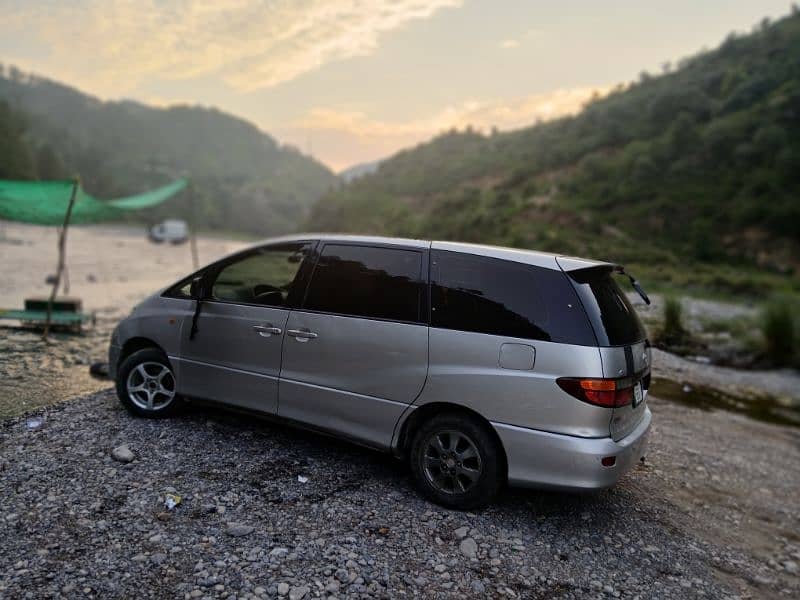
xmin=304 ymin=244 xmax=423 ymax=322
xmin=431 ymin=250 xmax=595 ymax=344
xmin=164 ymin=275 xmax=194 ymax=299
xmin=211 ymin=243 xmax=311 ymax=307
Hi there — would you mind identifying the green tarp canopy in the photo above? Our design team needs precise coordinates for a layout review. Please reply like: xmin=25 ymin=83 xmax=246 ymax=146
xmin=0 ymin=178 xmax=187 ymax=225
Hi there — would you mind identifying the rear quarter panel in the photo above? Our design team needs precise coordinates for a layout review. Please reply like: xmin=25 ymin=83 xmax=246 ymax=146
xmin=416 ymin=328 xmax=612 ymax=438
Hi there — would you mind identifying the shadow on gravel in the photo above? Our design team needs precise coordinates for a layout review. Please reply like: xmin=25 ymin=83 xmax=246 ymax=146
xmin=181 ymin=400 xmax=625 ymax=520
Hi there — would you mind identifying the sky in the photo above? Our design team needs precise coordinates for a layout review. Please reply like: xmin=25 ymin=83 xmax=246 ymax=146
xmin=0 ymin=0 xmax=793 ymax=171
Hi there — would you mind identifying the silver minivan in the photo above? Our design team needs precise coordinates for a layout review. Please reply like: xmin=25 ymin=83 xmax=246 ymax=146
xmin=109 ymin=234 xmax=652 ymax=508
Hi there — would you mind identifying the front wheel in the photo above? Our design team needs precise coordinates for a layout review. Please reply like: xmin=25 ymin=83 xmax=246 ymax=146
xmin=115 ymin=348 xmax=181 ymax=418
xmin=409 ymin=412 xmax=503 ymax=510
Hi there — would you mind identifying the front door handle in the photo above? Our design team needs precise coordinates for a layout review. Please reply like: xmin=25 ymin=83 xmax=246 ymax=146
xmin=286 ymin=328 xmax=318 ymax=341
xmin=253 ymin=324 xmax=282 ymax=337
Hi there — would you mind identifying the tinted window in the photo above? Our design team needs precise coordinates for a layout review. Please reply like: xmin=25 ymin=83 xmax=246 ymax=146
xmin=304 ymin=244 xmax=423 ymax=322
xmin=431 ymin=250 xmax=596 ymax=344
xmin=164 ymin=275 xmax=194 ymax=299
xmin=568 ymin=267 xmax=646 ymax=346
xmin=211 ymin=243 xmax=310 ymax=307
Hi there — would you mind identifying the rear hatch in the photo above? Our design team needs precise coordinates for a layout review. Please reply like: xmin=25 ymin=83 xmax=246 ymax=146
xmin=558 ymin=261 xmax=651 ymax=441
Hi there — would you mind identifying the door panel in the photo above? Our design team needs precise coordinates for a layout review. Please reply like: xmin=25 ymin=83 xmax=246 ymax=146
xmin=175 ymin=241 xmax=313 ymax=413
xmin=279 ymin=311 xmax=428 ymax=449
xmin=177 ymin=302 xmax=289 ymax=413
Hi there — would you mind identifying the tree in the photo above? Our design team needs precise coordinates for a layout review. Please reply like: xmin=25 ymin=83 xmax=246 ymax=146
xmin=0 ymin=101 xmax=35 ymax=179
xmin=35 ymin=144 xmax=67 ymax=180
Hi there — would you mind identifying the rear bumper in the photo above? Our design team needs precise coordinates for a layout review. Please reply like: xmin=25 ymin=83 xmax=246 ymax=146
xmin=493 ymin=406 xmax=651 ymax=490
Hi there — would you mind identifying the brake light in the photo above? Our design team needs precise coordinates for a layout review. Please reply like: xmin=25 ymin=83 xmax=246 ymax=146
xmin=556 ymin=377 xmax=634 ymax=408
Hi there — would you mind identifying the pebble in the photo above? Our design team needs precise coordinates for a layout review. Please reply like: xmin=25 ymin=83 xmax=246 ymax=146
xmin=226 ymin=524 xmax=254 ymax=537
xmin=460 ymin=538 xmax=478 ymax=559
xmin=111 ymin=444 xmax=135 ymax=463
xmin=288 ymin=586 xmax=309 ymax=600
xmin=454 ymin=526 xmax=469 ymax=539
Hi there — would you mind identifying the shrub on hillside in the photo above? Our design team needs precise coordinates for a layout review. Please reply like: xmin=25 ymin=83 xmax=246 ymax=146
xmin=761 ymin=299 xmax=796 ymax=367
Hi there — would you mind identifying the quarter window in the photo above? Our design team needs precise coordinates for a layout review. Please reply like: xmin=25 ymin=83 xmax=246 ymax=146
xmin=211 ymin=243 xmax=310 ymax=307
xmin=304 ymin=244 xmax=423 ymax=322
xmin=431 ymin=250 xmax=596 ymax=344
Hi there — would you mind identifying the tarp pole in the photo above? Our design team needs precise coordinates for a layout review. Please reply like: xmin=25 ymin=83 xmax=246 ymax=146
xmin=43 ymin=177 xmax=79 ymax=340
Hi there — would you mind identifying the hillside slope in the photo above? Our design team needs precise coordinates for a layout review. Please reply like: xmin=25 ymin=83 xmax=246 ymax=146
xmin=309 ymin=12 xmax=800 ymax=295
xmin=0 ymin=68 xmax=337 ymax=236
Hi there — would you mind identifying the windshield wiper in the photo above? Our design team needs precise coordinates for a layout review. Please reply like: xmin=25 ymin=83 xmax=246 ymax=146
xmin=615 ymin=266 xmax=651 ymax=305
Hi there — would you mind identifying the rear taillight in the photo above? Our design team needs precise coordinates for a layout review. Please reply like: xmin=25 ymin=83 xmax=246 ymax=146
xmin=556 ymin=377 xmax=634 ymax=408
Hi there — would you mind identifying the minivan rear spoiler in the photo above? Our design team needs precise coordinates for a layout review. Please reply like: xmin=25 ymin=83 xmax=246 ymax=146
xmin=556 ymin=256 xmax=651 ymax=305
xmin=555 ymin=256 xmax=615 ymax=272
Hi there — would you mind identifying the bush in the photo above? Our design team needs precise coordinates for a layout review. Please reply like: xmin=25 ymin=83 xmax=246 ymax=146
xmin=661 ymin=297 xmax=689 ymax=345
xmin=761 ymin=299 xmax=796 ymax=366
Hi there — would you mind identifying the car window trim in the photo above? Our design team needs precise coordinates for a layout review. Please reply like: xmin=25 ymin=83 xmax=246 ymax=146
xmin=301 ymin=241 xmax=429 ymax=325
xmin=288 ymin=307 xmax=429 ymax=327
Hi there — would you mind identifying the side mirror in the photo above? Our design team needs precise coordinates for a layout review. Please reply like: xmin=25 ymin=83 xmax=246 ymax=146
xmin=189 ymin=276 xmax=208 ymax=300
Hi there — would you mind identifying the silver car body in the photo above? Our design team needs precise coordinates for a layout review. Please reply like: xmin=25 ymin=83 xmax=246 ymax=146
xmin=109 ymin=234 xmax=651 ymax=491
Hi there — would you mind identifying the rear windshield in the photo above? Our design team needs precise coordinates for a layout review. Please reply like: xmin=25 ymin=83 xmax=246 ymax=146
xmin=568 ymin=267 xmax=646 ymax=346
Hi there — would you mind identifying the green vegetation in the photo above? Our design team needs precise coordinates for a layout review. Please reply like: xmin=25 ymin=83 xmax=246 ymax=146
xmin=0 ymin=66 xmax=337 ymax=236
xmin=761 ymin=298 xmax=797 ymax=367
xmin=658 ymin=298 xmax=690 ymax=347
xmin=0 ymin=100 xmax=35 ymax=179
xmin=308 ymin=12 xmax=800 ymax=299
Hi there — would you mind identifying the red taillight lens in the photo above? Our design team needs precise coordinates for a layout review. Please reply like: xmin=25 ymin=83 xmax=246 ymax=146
xmin=557 ymin=377 xmax=634 ymax=408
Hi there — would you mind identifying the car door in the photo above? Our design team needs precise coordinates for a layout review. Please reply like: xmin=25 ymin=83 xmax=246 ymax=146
xmin=176 ymin=241 xmax=314 ymax=413
xmin=278 ymin=242 xmax=430 ymax=449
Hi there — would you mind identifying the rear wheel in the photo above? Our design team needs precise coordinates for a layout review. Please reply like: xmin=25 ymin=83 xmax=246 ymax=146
xmin=115 ymin=348 xmax=180 ymax=418
xmin=409 ymin=412 xmax=503 ymax=509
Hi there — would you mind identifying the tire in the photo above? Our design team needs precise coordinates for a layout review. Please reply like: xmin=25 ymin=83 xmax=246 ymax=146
xmin=409 ymin=412 xmax=503 ymax=509
xmin=115 ymin=348 xmax=181 ymax=418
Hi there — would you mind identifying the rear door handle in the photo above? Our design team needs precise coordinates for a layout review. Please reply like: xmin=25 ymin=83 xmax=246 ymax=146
xmin=253 ymin=324 xmax=282 ymax=337
xmin=286 ymin=328 xmax=318 ymax=341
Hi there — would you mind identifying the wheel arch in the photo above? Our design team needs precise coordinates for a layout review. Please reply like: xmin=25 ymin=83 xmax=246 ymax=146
xmin=118 ymin=337 xmax=167 ymax=367
xmin=395 ymin=402 xmax=508 ymax=479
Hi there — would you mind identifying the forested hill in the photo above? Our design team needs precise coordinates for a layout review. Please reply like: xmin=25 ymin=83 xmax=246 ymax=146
xmin=0 ymin=68 xmax=337 ymax=236
xmin=308 ymin=12 xmax=800 ymax=295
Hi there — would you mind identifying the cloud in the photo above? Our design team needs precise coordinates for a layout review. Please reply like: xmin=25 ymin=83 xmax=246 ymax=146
xmin=1 ymin=0 xmax=462 ymax=94
xmin=500 ymin=39 xmax=520 ymax=49
xmin=298 ymin=86 xmax=609 ymax=137
xmin=282 ymin=86 xmax=610 ymax=169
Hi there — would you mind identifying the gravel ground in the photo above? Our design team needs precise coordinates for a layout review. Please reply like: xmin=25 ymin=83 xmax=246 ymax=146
xmin=2 ymin=391 xmax=798 ymax=599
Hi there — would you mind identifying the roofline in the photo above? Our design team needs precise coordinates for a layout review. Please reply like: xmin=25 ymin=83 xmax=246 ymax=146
xmin=222 ymin=233 xmax=616 ymax=272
